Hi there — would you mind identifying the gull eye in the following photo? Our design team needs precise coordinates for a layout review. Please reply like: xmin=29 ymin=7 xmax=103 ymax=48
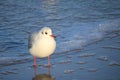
xmin=45 ymin=32 xmax=48 ymax=35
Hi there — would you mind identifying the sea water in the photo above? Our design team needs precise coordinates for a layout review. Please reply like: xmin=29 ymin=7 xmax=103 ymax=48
xmin=0 ymin=0 xmax=120 ymax=66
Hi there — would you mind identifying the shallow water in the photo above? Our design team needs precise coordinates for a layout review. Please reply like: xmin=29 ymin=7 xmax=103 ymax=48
xmin=0 ymin=0 xmax=120 ymax=66
xmin=0 ymin=36 xmax=120 ymax=80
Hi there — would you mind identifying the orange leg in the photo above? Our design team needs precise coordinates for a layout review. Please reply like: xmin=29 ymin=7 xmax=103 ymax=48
xmin=48 ymin=56 xmax=51 ymax=67
xmin=33 ymin=56 xmax=37 ymax=67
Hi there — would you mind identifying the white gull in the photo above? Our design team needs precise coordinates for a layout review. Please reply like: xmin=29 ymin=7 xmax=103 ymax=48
xmin=29 ymin=27 xmax=56 ymax=67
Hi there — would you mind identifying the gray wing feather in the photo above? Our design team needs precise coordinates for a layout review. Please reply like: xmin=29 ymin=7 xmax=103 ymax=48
xmin=28 ymin=32 xmax=37 ymax=49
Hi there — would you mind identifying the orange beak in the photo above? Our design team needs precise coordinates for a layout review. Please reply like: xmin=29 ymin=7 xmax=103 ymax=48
xmin=50 ymin=34 xmax=56 ymax=38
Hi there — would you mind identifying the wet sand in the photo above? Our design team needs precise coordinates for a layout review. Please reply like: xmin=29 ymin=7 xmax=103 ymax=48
xmin=0 ymin=36 xmax=120 ymax=80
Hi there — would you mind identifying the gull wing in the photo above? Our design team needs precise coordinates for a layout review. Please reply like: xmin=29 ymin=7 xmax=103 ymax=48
xmin=28 ymin=32 xmax=38 ymax=49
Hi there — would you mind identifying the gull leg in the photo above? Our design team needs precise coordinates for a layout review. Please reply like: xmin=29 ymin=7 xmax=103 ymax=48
xmin=33 ymin=56 xmax=37 ymax=67
xmin=48 ymin=56 xmax=51 ymax=67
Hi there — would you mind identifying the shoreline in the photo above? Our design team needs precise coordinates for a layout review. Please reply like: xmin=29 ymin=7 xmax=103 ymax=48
xmin=0 ymin=35 xmax=120 ymax=80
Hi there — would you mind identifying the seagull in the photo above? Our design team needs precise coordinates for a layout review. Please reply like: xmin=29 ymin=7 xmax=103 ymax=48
xmin=28 ymin=27 xmax=56 ymax=67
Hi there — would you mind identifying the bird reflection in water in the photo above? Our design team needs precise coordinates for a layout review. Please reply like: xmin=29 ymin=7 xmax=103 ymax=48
xmin=32 ymin=67 xmax=55 ymax=80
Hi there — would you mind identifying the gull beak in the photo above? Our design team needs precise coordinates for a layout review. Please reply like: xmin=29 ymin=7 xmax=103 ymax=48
xmin=50 ymin=34 xmax=56 ymax=38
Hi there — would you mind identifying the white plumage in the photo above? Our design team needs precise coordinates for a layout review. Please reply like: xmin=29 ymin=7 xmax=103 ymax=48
xmin=29 ymin=27 xmax=56 ymax=67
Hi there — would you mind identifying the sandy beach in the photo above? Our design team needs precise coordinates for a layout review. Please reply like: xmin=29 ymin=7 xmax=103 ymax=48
xmin=0 ymin=35 xmax=120 ymax=80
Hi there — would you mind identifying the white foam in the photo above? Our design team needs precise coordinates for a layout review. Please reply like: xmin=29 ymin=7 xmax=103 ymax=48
xmin=55 ymin=19 xmax=120 ymax=54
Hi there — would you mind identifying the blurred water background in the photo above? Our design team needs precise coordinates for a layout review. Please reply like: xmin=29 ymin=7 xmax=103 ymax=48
xmin=0 ymin=0 xmax=120 ymax=66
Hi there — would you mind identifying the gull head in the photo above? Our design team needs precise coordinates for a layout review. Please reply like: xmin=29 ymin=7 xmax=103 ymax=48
xmin=39 ymin=27 xmax=55 ymax=38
